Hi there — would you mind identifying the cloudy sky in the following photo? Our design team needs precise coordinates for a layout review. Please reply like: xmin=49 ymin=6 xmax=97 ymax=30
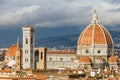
xmin=0 ymin=0 xmax=120 ymax=29
xmin=0 ymin=0 xmax=120 ymax=47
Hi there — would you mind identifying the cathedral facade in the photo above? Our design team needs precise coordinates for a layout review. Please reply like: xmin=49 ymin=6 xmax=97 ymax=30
xmin=77 ymin=10 xmax=118 ymax=70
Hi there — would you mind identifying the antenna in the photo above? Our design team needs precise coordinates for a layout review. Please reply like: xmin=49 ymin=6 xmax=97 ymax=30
xmin=27 ymin=15 xmax=30 ymax=26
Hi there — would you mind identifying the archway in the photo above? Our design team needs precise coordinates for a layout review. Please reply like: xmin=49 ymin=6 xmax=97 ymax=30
xmin=35 ymin=49 xmax=39 ymax=69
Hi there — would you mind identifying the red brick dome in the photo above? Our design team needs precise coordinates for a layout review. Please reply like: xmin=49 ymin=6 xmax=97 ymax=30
xmin=108 ymin=55 xmax=118 ymax=63
xmin=79 ymin=56 xmax=91 ymax=63
xmin=78 ymin=24 xmax=113 ymax=45
xmin=6 ymin=45 xmax=17 ymax=57
xmin=6 ymin=39 xmax=21 ymax=57
xmin=77 ymin=10 xmax=113 ymax=46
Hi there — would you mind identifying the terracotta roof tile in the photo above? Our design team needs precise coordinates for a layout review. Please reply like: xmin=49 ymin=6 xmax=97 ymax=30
xmin=79 ymin=56 xmax=91 ymax=63
xmin=0 ymin=70 xmax=12 ymax=73
xmin=108 ymin=55 xmax=118 ymax=63
xmin=78 ymin=24 xmax=113 ymax=45
xmin=6 ymin=45 xmax=17 ymax=57
xmin=34 ymin=74 xmax=46 ymax=80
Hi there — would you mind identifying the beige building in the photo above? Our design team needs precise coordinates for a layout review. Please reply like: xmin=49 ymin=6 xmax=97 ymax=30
xmin=34 ymin=48 xmax=47 ymax=70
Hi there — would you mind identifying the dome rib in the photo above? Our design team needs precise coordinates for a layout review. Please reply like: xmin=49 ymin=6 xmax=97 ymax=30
xmin=93 ymin=24 xmax=106 ymax=44
xmin=98 ymin=24 xmax=107 ymax=44
xmin=78 ymin=24 xmax=92 ymax=45
xmin=92 ymin=24 xmax=95 ymax=44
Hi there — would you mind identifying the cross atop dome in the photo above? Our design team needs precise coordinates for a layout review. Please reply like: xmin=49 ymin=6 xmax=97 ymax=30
xmin=91 ymin=9 xmax=99 ymax=24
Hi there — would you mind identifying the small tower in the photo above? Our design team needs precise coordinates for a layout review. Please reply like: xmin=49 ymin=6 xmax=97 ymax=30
xmin=22 ymin=26 xmax=34 ymax=69
xmin=35 ymin=48 xmax=47 ymax=70
xmin=15 ymin=37 xmax=22 ymax=70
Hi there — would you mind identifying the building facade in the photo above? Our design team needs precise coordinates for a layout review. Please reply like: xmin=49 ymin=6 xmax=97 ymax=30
xmin=46 ymin=51 xmax=76 ymax=69
xmin=34 ymin=48 xmax=47 ymax=70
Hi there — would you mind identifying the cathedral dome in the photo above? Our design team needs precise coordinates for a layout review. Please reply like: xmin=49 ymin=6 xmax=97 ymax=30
xmin=6 ymin=45 xmax=17 ymax=56
xmin=108 ymin=55 xmax=118 ymax=63
xmin=77 ymin=10 xmax=113 ymax=46
xmin=79 ymin=56 xmax=91 ymax=63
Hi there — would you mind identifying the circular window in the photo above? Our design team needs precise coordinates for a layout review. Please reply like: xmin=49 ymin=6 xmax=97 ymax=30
xmin=86 ymin=50 xmax=89 ymax=54
xmin=60 ymin=58 xmax=63 ymax=61
xmin=50 ymin=58 xmax=52 ymax=61
xmin=71 ymin=58 xmax=73 ymax=61
xmin=98 ymin=50 xmax=101 ymax=54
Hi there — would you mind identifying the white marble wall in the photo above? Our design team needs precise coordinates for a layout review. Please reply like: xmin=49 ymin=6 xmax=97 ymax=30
xmin=46 ymin=54 xmax=76 ymax=69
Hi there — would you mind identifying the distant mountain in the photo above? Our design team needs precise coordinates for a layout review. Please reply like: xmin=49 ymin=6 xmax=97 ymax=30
xmin=0 ymin=26 xmax=81 ymax=48
xmin=0 ymin=26 xmax=120 ymax=49
xmin=110 ymin=31 xmax=120 ymax=43
xmin=35 ymin=31 xmax=120 ymax=49
xmin=35 ymin=34 xmax=78 ymax=48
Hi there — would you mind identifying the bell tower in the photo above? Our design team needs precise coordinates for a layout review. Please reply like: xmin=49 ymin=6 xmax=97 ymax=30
xmin=22 ymin=26 xmax=34 ymax=69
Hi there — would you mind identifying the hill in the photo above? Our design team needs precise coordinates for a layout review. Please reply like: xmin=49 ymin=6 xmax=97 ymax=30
xmin=35 ymin=31 xmax=120 ymax=49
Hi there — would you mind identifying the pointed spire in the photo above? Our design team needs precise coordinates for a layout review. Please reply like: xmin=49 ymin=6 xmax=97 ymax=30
xmin=16 ymin=37 xmax=20 ymax=50
xmin=91 ymin=9 xmax=99 ymax=24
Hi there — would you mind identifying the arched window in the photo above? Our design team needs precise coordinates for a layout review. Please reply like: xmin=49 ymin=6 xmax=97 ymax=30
xmin=98 ymin=50 xmax=101 ymax=54
xmin=60 ymin=58 xmax=63 ymax=61
xmin=41 ymin=52 xmax=43 ymax=59
xmin=26 ymin=39 xmax=28 ymax=44
xmin=86 ymin=50 xmax=89 ymax=54
xmin=50 ymin=58 xmax=52 ymax=61
xmin=35 ymin=50 xmax=39 ymax=62
xmin=25 ymin=50 xmax=28 ymax=53
xmin=25 ymin=58 xmax=28 ymax=62
xmin=31 ymin=36 xmax=33 ymax=44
